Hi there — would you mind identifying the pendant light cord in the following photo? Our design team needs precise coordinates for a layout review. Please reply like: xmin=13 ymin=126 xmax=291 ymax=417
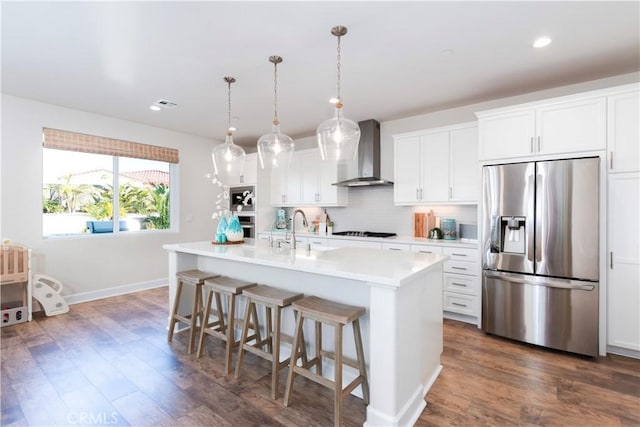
xmin=273 ymin=61 xmax=279 ymax=123
xmin=336 ymin=34 xmax=342 ymax=102
xmin=227 ymin=79 xmax=232 ymax=132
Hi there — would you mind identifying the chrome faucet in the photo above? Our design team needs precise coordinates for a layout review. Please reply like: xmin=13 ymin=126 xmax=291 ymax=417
xmin=290 ymin=209 xmax=308 ymax=249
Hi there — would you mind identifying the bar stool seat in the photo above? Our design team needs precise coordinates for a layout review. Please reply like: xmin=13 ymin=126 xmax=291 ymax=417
xmin=197 ymin=276 xmax=257 ymax=374
xmin=284 ymin=295 xmax=369 ymax=427
xmin=234 ymin=285 xmax=307 ymax=400
xmin=167 ymin=269 xmax=218 ymax=354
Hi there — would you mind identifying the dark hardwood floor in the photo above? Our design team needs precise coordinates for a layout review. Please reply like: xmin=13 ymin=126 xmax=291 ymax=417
xmin=1 ymin=287 xmax=638 ymax=426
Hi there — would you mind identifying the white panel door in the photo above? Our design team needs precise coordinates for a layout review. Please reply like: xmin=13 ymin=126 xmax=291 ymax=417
xmin=608 ymin=90 xmax=640 ymax=173
xmin=449 ymin=126 xmax=479 ymax=202
xmin=536 ymin=97 xmax=606 ymax=155
xmin=394 ymin=136 xmax=422 ymax=203
xmin=607 ymin=172 xmax=640 ymax=351
xmin=298 ymin=149 xmax=319 ymax=204
xmin=420 ymin=132 xmax=449 ymax=202
xmin=479 ymin=109 xmax=535 ymax=160
xmin=285 ymin=152 xmax=303 ymax=205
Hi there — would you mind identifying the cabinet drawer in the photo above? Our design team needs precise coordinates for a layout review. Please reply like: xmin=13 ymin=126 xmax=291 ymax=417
xmin=444 ymin=260 xmax=480 ymax=276
xmin=443 ymin=292 xmax=476 ymax=316
xmin=444 ymin=273 xmax=478 ymax=296
xmin=308 ymin=238 xmax=327 ymax=247
xmin=382 ymin=243 xmax=410 ymax=251
xmin=442 ymin=246 xmax=477 ymax=261
xmin=410 ymin=245 xmax=443 ymax=254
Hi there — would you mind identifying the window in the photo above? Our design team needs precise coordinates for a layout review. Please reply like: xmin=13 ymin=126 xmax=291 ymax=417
xmin=42 ymin=128 xmax=178 ymax=237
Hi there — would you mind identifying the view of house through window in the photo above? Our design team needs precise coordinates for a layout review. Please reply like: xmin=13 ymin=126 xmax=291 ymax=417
xmin=42 ymin=131 xmax=176 ymax=237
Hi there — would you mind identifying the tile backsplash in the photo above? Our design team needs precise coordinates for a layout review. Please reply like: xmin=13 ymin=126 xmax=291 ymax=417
xmin=283 ymin=186 xmax=477 ymax=236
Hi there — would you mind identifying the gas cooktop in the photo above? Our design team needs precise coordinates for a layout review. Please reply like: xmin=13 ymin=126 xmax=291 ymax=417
xmin=332 ymin=231 xmax=397 ymax=238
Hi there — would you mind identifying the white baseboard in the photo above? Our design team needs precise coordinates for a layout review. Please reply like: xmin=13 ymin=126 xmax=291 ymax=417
xmin=64 ymin=279 xmax=167 ymax=305
xmin=606 ymin=345 xmax=640 ymax=359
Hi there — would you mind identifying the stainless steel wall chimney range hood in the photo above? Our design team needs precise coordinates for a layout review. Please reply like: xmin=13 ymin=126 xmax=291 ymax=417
xmin=333 ymin=119 xmax=393 ymax=187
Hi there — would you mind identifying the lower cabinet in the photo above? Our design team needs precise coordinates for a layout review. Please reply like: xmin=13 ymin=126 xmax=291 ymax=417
xmin=441 ymin=247 xmax=480 ymax=323
xmin=408 ymin=243 xmax=480 ymax=324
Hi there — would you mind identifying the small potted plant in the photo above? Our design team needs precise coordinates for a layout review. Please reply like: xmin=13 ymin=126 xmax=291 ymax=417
xmin=327 ymin=221 xmax=334 ymax=235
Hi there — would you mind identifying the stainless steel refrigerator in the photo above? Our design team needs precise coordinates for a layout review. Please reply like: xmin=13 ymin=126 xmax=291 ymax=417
xmin=481 ymin=157 xmax=599 ymax=356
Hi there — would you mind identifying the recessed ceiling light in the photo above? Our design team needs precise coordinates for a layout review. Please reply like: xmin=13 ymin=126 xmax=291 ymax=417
xmin=440 ymin=49 xmax=454 ymax=56
xmin=149 ymin=105 xmax=161 ymax=111
xmin=533 ymin=36 xmax=552 ymax=48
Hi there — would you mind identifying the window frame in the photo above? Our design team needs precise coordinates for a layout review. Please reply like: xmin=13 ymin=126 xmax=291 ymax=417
xmin=42 ymin=128 xmax=179 ymax=238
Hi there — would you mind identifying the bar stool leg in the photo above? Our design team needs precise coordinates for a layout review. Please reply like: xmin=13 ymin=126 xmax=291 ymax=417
xmin=235 ymin=300 xmax=253 ymax=379
xmin=353 ymin=318 xmax=370 ymax=404
xmin=315 ymin=320 xmax=323 ymax=376
xmin=197 ymin=288 xmax=214 ymax=358
xmin=265 ymin=306 xmax=273 ymax=353
xmin=224 ymin=294 xmax=236 ymax=374
xmin=270 ymin=306 xmax=282 ymax=399
xmin=187 ymin=284 xmax=201 ymax=354
xmin=333 ymin=324 xmax=343 ymax=427
xmin=214 ymin=292 xmax=225 ymax=335
xmin=284 ymin=309 xmax=304 ymax=407
xmin=167 ymin=281 xmax=184 ymax=342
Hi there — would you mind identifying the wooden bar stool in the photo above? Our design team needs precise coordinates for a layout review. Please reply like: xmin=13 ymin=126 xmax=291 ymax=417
xmin=234 ymin=285 xmax=307 ymax=400
xmin=284 ymin=296 xmax=369 ymax=427
xmin=196 ymin=276 xmax=257 ymax=374
xmin=167 ymin=269 xmax=218 ymax=354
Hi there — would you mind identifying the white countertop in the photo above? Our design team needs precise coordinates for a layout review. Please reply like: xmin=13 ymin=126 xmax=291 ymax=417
xmin=259 ymin=230 xmax=478 ymax=249
xmin=163 ymin=239 xmax=447 ymax=287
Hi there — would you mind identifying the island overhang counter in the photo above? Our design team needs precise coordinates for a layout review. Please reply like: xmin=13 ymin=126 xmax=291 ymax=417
xmin=163 ymin=239 xmax=446 ymax=427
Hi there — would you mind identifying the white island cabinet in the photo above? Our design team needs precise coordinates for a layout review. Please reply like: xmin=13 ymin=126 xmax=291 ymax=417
xmin=164 ymin=239 xmax=447 ymax=427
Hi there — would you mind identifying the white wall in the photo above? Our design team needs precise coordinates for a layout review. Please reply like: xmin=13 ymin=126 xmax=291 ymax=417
xmin=1 ymin=94 xmax=221 ymax=300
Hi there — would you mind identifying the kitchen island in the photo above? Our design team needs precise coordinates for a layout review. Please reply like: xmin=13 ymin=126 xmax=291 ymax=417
xmin=163 ymin=239 xmax=446 ymax=427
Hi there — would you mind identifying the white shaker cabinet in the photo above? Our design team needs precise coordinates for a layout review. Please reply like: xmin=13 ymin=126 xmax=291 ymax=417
xmin=449 ymin=126 xmax=480 ymax=201
xmin=478 ymin=96 xmax=606 ymax=161
xmin=394 ymin=122 xmax=478 ymax=205
xmin=393 ymin=135 xmax=424 ymax=203
xmin=270 ymin=148 xmax=346 ymax=207
xmin=226 ymin=152 xmax=258 ymax=186
xmin=607 ymin=172 xmax=640 ymax=354
xmin=270 ymin=155 xmax=302 ymax=205
xmin=607 ymin=86 xmax=640 ymax=173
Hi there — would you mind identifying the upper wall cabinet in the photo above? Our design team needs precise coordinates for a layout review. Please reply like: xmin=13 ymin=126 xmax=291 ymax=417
xmin=607 ymin=86 xmax=639 ymax=173
xmin=393 ymin=122 xmax=478 ymax=205
xmin=477 ymin=95 xmax=606 ymax=161
xmin=271 ymin=148 xmax=347 ymax=207
xmin=226 ymin=152 xmax=258 ymax=186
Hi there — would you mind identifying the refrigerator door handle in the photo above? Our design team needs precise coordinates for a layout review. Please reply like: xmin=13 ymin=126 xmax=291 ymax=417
xmin=484 ymin=271 xmax=596 ymax=291
xmin=534 ymin=172 xmax=543 ymax=264
xmin=527 ymin=173 xmax=536 ymax=263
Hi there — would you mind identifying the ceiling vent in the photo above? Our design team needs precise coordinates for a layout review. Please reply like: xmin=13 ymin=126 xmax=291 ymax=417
xmin=153 ymin=99 xmax=178 ymax=109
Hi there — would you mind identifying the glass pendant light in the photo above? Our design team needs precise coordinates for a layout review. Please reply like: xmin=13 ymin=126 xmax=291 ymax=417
xmin=257 ymin=55 xmax=294 ymax=170
xmin=316 ymin=25 xmax=360 ymax=164
xmin=212 ymin=76 xmax=245 ymax=184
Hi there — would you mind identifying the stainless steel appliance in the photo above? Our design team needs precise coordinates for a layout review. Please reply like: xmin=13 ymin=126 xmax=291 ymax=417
xmin=237 ymin=214 xmax=255 ymax=239
xmin=229 ymin=185 xmax=254 ymax=212
xmin=481 ymin=157 xmax=599 ymax=356
xmin=332 ymin=119 xmax=393 ymax=187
